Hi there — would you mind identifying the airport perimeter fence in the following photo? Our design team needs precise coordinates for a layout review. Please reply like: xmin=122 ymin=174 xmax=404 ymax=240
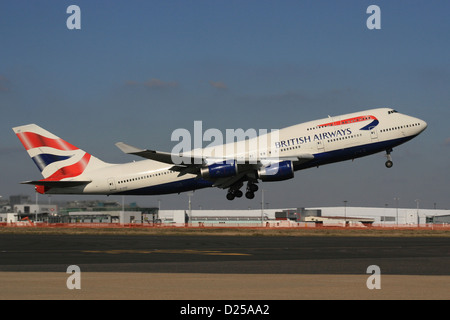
xmin=1 ymin=221 xmax=450 ymax=231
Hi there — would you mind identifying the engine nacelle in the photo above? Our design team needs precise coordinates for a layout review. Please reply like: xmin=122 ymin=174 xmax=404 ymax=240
xmin=200 ymin=160 xmax=238 ymax=179
xmin=258 ymin=160 xmax=294 ymax=182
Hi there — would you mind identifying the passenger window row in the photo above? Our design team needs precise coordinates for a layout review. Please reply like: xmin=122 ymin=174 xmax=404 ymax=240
xmin=380 ymin=123 xmax=422 ymax=132
xmin=118 ymin=170 xmax=175 ymax=185
xmin=327 ymin=133 xmax=363 ymax=143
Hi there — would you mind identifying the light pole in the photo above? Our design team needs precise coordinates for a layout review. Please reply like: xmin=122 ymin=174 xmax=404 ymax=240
xmin=188 ymin=192 xmax=193 ymax=225
xmin=261 ymin=189 xmax=264 ymax=227
xmin=35 ymin=192 xmax=38 ymax=222
xmin=415 ymin=199 xmax=420 ymax=226
xmin=343 ymin=200 xmax=348 ymax=227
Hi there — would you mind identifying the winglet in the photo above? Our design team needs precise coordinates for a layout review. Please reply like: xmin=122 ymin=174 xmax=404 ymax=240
xmin=115 ymin=142 xmax=145 ymax=154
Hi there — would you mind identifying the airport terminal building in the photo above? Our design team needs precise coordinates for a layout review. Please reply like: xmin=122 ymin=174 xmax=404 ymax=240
xmin=1 ymin=195 xmax=449 ymax=227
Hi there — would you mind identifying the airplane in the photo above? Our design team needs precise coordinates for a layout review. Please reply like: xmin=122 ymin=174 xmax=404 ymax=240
xmin=13 ymin=108 xmax=427 ymax=201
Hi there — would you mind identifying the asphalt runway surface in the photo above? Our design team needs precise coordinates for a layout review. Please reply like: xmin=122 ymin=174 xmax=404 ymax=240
xmin=0 ymin=233 xmax=449 ymax=274
xmin=1 ymin=233 xmax=449 ymax=300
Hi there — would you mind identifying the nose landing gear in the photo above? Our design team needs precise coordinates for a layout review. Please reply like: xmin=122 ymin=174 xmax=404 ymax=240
xmin=385 ymin=149 xmax=393 ymax=168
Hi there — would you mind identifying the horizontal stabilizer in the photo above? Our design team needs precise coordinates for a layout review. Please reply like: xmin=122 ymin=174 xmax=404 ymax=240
xmin=21 ymin=180 xmax=91 ymax=187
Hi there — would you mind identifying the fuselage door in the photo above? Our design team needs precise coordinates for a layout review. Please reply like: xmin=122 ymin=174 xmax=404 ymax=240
xmin=316 ymin=140 xmax=325 ymax=152
xmin=107 ymin=178 xmax=116 ymax=191
xmin=370 ymin=128 xmax=378 ymax=141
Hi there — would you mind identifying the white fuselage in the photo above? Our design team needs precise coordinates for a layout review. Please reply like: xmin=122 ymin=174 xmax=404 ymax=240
xmin=46 ymin=108 xmax=427 ymax=196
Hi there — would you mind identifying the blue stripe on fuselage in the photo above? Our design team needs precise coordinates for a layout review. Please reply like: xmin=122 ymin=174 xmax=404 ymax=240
xmin=295 ymin=135 xmax=416 ymax=170
xmin=360 ymin=119 xmax=379 ymax=130
xmin=114 ymin=178 xmax=214 ymax=196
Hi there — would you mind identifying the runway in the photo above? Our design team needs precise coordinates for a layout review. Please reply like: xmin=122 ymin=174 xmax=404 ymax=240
xmin=1 ymin=233 xmax=449 ymax=274
xmin=0 ymin=233 xmax=449 ymax=300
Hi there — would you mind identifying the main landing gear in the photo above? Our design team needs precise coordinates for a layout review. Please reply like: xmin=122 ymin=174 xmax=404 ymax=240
xmin=226 ymin=182 xmax=243 ymax=201
xmin=245 ymin=182 xmax=258 ymax=199
xmin=226 ymin=189 xmax=242 ymax=200
xmin=226 ymin=182 xmax=258 ymax=200
xmin=385 ymin=149 xmax=393 ymax=168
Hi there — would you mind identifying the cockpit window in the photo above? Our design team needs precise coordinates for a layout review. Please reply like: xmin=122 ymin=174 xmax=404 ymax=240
xmin=388 ymin=110 xmax=398 ymax=114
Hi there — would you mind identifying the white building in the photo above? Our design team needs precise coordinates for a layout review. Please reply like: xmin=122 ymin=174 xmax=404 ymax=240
xmin=159 ymin=209 xmax=281 ymax=225
xmin=307 ymin=206 xmax=450 ymax=226
xmin=0 ymin=213 xmax=17 ymax=224
xmin=14 ymin=204 xmax=58 ymax=222
xmin=158 ymin=207 xmax=450 ymax=227
xmin=67 ymin=211 xmax=142 ymax=224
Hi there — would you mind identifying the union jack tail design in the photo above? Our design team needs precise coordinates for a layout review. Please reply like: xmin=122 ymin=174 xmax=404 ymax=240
xmin=13 ymin=124 xmax=108 ymax=181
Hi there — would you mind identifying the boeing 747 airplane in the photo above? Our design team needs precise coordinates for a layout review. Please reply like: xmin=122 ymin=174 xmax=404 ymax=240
xmin=13 ymin=108 xmax=427 ymax=200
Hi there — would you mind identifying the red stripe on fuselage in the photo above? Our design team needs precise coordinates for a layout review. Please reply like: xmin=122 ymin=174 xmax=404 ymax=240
xmin=318 ymin=115 xmax=377 ymax=128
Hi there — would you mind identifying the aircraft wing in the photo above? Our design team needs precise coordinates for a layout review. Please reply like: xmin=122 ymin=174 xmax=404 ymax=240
xmin=262 ymin=154 xmax=314 ymax=164
xmin=116 ymin=142 xmax=316 ymax=190
xmin=115 ymin=142 xmax=205 ymax=166
xmin=116 ymin=142 xmax=314 ymax=166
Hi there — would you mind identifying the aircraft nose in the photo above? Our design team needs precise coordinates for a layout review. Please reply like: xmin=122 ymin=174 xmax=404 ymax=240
xmin=419 ymin=119 xmax=427 ymax=132
xmin=415 ymin=118 xmax=427 ymax=134
xmin=421 ymin=120 xmax=428 ymax=130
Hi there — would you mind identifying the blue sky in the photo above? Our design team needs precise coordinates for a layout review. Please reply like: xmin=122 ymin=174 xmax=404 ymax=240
xmin=1 ymin=1 xmax=449 ymax=210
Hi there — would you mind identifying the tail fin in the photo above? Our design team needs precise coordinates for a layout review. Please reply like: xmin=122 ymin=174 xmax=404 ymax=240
xmin=13 ymin=124 xmax=109 ymax=181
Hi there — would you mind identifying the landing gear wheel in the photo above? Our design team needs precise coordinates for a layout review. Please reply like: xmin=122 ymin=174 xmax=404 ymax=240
xmin=385 ymin=149 xmax=394 ymax=168
xmin=226 ymin=182 xmax=243 ymax=201
xmin=249 ymin=184 xmax=258 ymax=192
xmin=245 ymin=191 xmax=255 ymax=199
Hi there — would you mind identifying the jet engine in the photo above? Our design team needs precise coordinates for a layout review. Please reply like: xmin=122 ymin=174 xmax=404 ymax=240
xmin=257 ymin=160 xmax=294 ymax=182
xmin=200 ymin=160 xmax=238 ymax=179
